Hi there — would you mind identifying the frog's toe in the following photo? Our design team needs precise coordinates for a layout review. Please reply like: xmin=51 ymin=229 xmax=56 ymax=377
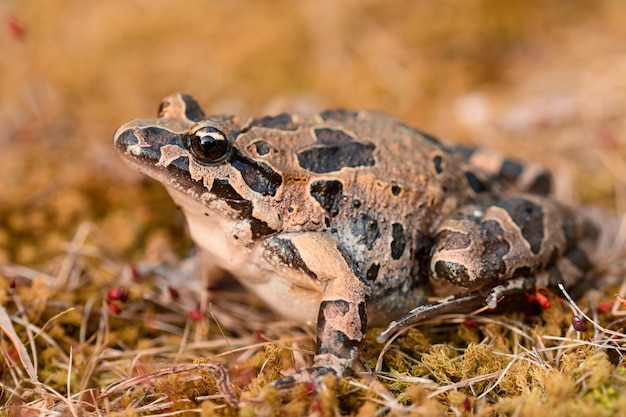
xmin=376 ymin=291 xmax=487 ymax=343
xmin=272 ymin=367 xmax=337 ymax=390
xmin=377 ymin=276 xmax=552 ymax=343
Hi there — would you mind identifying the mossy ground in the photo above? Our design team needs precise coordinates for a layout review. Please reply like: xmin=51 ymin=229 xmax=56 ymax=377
xmin=2 ymin=1 xmax=626 ymax=415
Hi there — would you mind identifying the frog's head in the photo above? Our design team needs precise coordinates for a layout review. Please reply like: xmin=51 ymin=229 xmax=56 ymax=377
xmin=114 ymin=93 xmax=283 ymax=248
xmin=113 ymin=94 xmax=237 ymax=194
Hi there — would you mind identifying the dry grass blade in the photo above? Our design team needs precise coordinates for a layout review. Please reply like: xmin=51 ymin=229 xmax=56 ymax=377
xmin=0 ymin=305 xmax=38 ymax=382
xmin=98 ymin=362 xmax=239 ymax=409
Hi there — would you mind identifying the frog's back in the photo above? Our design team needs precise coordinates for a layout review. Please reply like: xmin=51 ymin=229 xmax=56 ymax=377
xmin=229 ymin=109 xmax=464 ymax=186
xmin=226 ymin=109 xmax=485 ymax=316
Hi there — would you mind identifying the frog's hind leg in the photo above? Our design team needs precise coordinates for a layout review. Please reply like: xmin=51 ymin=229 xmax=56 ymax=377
xmin=382 ymin=194 xmax=599 ymax=345
xmin=377 ymin=243 xmax=595 ymax=344
xmin=451 ymin=146 xmax=553 ymax=195
xmin=429 ymin=195 xmax=597 ymax=293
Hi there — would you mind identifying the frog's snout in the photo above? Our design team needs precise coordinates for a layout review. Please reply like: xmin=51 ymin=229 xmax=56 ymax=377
xmin=113 ymin=124 xmax=138 ymax=151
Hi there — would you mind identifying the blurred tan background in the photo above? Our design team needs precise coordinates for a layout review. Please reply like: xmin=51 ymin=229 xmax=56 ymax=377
xmin=1 ymin=0 xmax=625 ymax=265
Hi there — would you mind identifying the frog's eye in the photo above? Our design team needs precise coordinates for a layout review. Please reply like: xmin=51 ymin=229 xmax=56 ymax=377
xmin=184 ymin=125 xmax=232 ymax=164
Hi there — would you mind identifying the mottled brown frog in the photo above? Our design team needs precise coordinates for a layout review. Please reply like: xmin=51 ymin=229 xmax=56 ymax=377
xmin=113 ymin=94 xmax=597 ymax=386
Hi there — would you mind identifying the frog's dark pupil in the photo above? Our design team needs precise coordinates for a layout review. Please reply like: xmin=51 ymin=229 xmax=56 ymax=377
xmin=197 ymin=135 xmax=217 ymax=154
xmin=185 ymin=126 xmax=231 ymax=164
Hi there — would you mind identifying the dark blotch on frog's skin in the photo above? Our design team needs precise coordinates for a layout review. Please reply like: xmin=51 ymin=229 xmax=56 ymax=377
xmin=247 ymin=113 xmax=297 ymax=131
xmin=433 ymin=155 xmax=444 ymax=174
xmin=565 ymin=246 xmax=591 ymax=271
xmin=314 ymin=128 xmax=355 ymax=145
xmin=435 ymin=230 xmax=471 ymax=251
xmin=265 ymin=237 xmax=318 ymax=280
xmin=320 ymin=109 xmax=358 ymax=121
xmin=179 ymin=94 xmax=207 ymax=121
xmin=366 ymin=263 xmax=380 ymax=281
xmin=499 ymin=159 xmax=524 ymax=183
xmin=310 ymin=180 xmax=344 ymax=217
xmin=296 ymin=142 xmax=376 ymax=174
xmin=322 ymin=299 xmax=350 ymax=316
xmin=248 ymin=140 xmax=272 ymax=155
xmin=250 ymin=218 xmax=276 ymax=240
xmin=211 ymin=179 xmax=245 ymax=202
xmin=464 ymin=171 xmax=490 ymax=194
xmin=434 ymin=261 xmax=470 ymax=286
xmin=116 ymin=127 xmax=194 ymax=175
xmin=316 ymin=300 xmax=364 ymax=357
xmin=480 ymin=219 xmax=510 ymax=278
xmin=512 ymin=266 xmax=532 ymax=278
xmin=528 ymin=172 xmax=553 ymax=195
xmin=391 ymin=185 xmax=401 ymax=196
xmin=302 ymin=127 xmax=376 ymax=173
xmin=391 ymin=223 xmax=406 ymax=260
xmin=351 ymin=213 xmax=380 ymax=250
xmin=334 ymin=242 xmax=370 ymax=285
xmin=499 ymin=160 xmax=552 ymax=195
xmin=156 ymin=93 xmax=205 ymax=121
xmin=498 ymin=198 xmax=544 ymax=255
xmin=168 ymin=155 xmax=191 ymax=173
xmin=544 ymin=248 xmax=559 ymax=270
xmin=211 ymin=179 xmax=276 ymax=239
xmin=561 ymin=213 xmax=578 ymax=243
xmin=317 ymin=329 xmax=361 ymax=358
xmin=411 ymin=234 xmax=435 ymax=286
xmin=114 ymin=128 xmax=139 ymax=149
xmin=451 ymin=145 xmax=475 ymax=159
xmin=358 ymin=301 xmax=367 ymax=333
xmin=231 ymin=150 xmax=283 ymax=196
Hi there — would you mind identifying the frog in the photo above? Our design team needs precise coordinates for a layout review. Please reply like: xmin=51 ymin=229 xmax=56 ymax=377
xmin=113 ymin=93 xmax=597 ymax=387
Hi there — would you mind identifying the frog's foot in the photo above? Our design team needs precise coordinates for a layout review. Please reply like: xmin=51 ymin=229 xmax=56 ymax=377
xmin=273 ymin=350 xmax=355 ymax=390
xmin=377 ymin=276 xmax=541 ymax=343
xmin=377 ymin=290 xmax=486 ymax=343
xmin=272 ymin=366 xmax=338 ymax=391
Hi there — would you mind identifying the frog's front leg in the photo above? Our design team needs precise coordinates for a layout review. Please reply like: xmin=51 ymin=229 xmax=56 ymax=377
xmin=259 ymin=233 xmax=370 ymax=388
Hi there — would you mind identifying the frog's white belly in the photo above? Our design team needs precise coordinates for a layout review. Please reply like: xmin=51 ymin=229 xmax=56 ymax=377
xmin=167 ymin=187 xmax=251 ymax=265
xmin=238 ymin=276 xmax=322 ymax=325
